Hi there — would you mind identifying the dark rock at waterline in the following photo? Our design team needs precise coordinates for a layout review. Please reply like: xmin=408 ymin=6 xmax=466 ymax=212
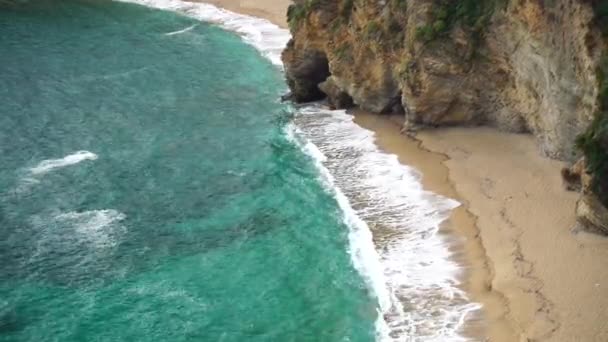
xmin=280 ymin=92 xmax=294 ymax=102
xmin=576 ymin=192 xmax=608 ymax=236
xmin=281 ymin=44 xmax=330 ymax=103
xmin=318 ymin=77 xmax=353 ymax=110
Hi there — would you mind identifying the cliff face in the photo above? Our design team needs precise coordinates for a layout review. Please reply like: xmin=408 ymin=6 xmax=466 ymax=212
xmin=282 ymin=0 xmax=608 ymax=233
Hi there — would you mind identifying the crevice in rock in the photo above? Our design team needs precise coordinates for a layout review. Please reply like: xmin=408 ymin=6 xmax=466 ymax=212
xmin=381 ymin=93 xmax=405 ymax=115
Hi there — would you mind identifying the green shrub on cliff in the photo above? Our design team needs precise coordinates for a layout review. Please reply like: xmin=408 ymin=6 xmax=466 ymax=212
xmin=593 ymin=1 xmax=608 ymax=36
xmin=575 ymin=6 xmax=608 ymax=206
xmin=576 ymin=114 xmax=608 ymax=205
xmin=576 ymin=53 xmax=608 ymax=206
xmin=341 ymin=0 xmax=354 ymax=19
xmin=334 ymin=43 xmax=353 ymax=62
xmin=365 ymin=21 xmax=383 ymax=40
xmin=393 ymin=0 xmax=407 ymax=10
xmin=414 ymin=0 xmax=502 ymax=42
xmin=287 ymin=4 xmax=306 ymax=31
xmin=287 ymin=0 xmax=322 ymax=31
xmin=415 ymin=25 xmax=437 ymax=42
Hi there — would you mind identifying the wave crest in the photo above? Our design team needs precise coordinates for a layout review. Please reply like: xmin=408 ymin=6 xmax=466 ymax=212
xmin=29 ymin=150 xmax=98 ymax=175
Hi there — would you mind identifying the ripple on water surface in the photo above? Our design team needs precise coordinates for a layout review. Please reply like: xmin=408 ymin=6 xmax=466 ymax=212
xmin=0 ymin=0 xmax=479 ymax=341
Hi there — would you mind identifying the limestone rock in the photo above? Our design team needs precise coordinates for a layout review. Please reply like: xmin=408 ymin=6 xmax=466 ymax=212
xmin=282 ymin=41 xmax=330 ymax=103
xmin=282 ymin=0 xmax=603 ymax=158
xmin=282 ymin=0 xmax=608 ymax=225
xmin=318 ymin=76 xmax=354 ymax=109
xmin=576 ymin=192 xmax=608 ymax=235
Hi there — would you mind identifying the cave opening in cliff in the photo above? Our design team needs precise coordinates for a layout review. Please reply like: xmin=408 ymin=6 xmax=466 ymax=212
xmin=304 ymin=51 xmax=331 ymax=102
xmin=284 ymin=48 xmax=331 ymax=103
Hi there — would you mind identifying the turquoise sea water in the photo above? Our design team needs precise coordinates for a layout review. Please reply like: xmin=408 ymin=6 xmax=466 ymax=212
xmin=0 ymin=1 xmax=378 ymax=341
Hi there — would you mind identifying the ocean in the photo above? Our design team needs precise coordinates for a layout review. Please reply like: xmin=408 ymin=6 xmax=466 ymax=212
xmin=0 ymin=1 xmax=478 ymax=341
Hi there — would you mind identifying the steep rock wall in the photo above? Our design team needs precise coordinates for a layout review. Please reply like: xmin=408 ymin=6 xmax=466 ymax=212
xmin=282 ymin=0 xmax=608 ymax=232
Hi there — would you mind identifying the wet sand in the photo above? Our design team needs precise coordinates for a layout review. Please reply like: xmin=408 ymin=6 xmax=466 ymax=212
xmin=194 ymin=1 xmax=608 ymax=341
xmin=353 ymin=112 xmax=516 ymax=341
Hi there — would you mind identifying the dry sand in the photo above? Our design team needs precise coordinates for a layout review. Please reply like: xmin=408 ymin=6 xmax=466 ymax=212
xmin=414 ymin=125 xmax=608 ymax=342
xmin=194 ymin=1 xmax=608 ymax=340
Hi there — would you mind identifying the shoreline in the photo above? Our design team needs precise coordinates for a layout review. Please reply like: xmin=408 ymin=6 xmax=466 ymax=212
xmin=185 ymin=1 xmax=514 ymax=339
xmin=186 ymin=1 xmax=608 ymax=341
xmin=353 ymin=112 xmax=515 ymax=341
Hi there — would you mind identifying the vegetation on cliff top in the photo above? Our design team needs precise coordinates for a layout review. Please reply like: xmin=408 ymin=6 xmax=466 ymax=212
xmin=415 ymin=0 xmax=504 ymax=43
xmin=287 ymin=0 xmax=321 ymax=31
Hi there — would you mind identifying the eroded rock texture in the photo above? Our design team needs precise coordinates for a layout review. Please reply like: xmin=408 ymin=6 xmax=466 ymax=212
xmin=282 ymin=0 xmax=608 ymax=233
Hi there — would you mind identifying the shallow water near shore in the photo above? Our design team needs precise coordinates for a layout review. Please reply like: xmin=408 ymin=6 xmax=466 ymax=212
xmin=0 ymin=1 xmax=377 ymax=340
xmin=1 ymin=0 xmax=478 ymax=341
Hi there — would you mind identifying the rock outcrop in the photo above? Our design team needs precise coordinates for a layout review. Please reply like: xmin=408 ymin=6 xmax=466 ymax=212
xmin=282 ymin=0 xmax=608 ymax=234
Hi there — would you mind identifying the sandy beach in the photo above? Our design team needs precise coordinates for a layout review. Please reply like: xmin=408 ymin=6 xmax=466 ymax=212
xmin=195 ymin=1 xmax=608 ymax=341
xmin=414 ymin=125 xmax=608 ymax=342
xmin=356 ymin=114 xmax=608 ymax=341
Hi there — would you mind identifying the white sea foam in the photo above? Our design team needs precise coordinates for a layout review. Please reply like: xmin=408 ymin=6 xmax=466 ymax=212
xmin=113 ymin=1 xmax=480 ymax=340
xmin=53 ymin=209 xmax=127 ymax=248
xmin=164 ymin=23 xmax=197 ymax=36
xmin=29 ymin=151 xmax=98 ymax=175
xmin=27 ymin=209 xmax=127 ymax=266
xmin=290 ymin=107 xmax=481 ymax=341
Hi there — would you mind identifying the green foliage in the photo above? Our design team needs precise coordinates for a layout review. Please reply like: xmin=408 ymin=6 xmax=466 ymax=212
xmin=432 ymin=19 xmax=447 ymax=33
xmin=364 ymin=21 xmax=383 ymax=40
xmin=306 ymin=0 xmax=321 ymax=11
xmin=287 ymin=0 xmax=322 ymax=31
xmin=341 ymin=0 xmax=355 ymax=19
xmin=574 ymin=2 xmax=608 ymax=206
xmin=287 ymin=4 xmax=306 ymax=31
xmin=576 ymin=53 xmax=608 ymax=206
xmin=576 ymin=114 xmax=608 ymax=205
xmin=415 ymin=25 xmax=437 ymax=42
xmin=330 ymin=17 xmax=343 ymax=32
xmin=392 ymin=0 xmax=407 ymax=10
xmin=334 ymin=43 xmax=352 ymax=61
xmin=593 ymin=2 xmax=608 ymax=36
xmin=398 ymin=59 xmax=411 ymax=80
xmin=414 ymin=0 xmax=503 ymax=43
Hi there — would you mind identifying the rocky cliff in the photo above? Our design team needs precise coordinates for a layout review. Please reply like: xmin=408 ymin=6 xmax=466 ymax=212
xmin=282 ymin=0 xmax=608 ymax=233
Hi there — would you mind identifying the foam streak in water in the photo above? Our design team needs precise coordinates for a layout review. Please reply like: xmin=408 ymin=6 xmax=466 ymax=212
xmin=164 ymin=24 xmax=197 ymax=36
xmin=29 ymin=151 xmax=98 ymax=175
